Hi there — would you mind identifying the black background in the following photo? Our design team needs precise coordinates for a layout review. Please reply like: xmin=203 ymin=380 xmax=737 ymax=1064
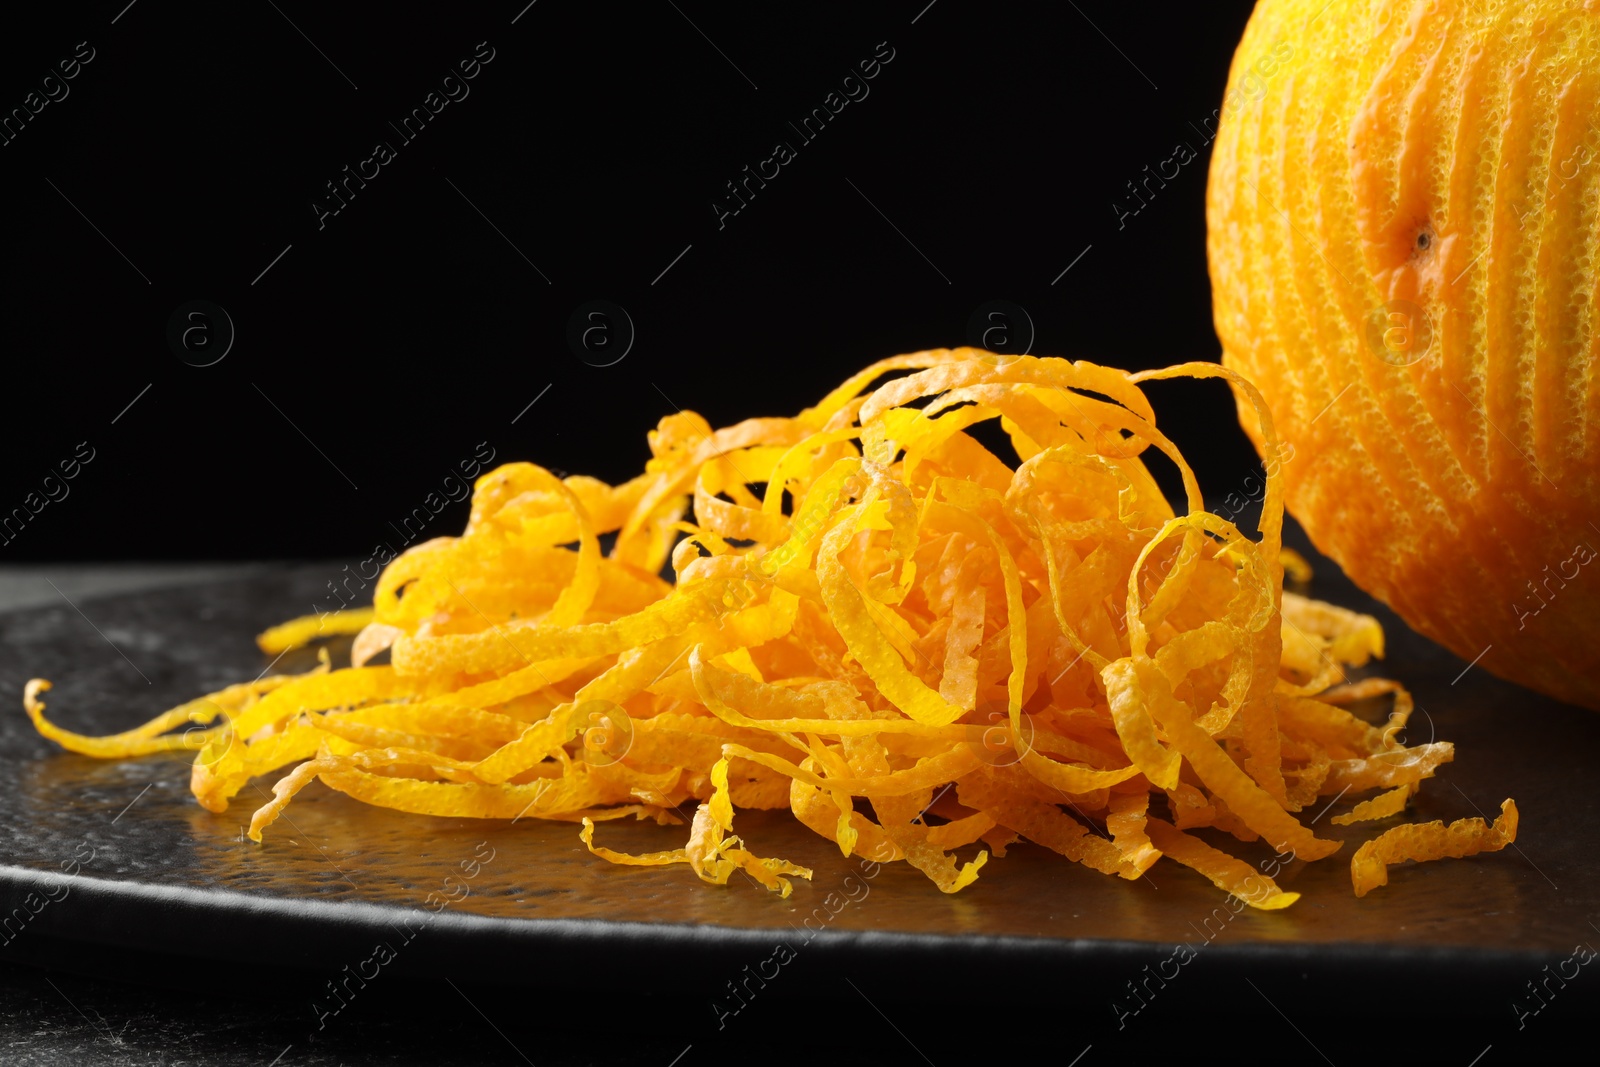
xmin=1 ymin=1 xmax=1258 ymax=561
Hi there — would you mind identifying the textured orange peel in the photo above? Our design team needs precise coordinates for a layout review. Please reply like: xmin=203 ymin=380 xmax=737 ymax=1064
xmin=22 ymin=349 xmax=1517 ymax=906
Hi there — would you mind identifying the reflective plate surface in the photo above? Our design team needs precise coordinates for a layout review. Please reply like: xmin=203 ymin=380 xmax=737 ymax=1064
xmin=1 ymin=534 xmax=1595 ymax=997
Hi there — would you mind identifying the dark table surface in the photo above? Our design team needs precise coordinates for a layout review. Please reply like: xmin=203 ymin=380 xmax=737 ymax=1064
xmin=1 ymin=526 xmax=1597 ymax=1062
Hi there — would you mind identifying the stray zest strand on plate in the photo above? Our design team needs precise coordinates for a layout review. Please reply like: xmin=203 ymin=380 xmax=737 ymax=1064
xmin=24 ymin=349 xmax=1516 ymax=905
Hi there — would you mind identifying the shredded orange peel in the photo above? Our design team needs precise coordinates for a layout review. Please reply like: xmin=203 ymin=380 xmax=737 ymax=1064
xmin=22 ymin=349 xmax=1517 ymax=905
xmin=1349 ymin=799 xmax=1519 ymax=898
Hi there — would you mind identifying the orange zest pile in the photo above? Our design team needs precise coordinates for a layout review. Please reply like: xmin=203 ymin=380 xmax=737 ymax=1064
xmin=23 ymin=349 xmax=1517 ymax=905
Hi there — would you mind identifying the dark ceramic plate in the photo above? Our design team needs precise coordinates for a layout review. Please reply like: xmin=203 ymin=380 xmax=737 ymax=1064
xmin=1 ymin=531 xmax=1596 ymax=1032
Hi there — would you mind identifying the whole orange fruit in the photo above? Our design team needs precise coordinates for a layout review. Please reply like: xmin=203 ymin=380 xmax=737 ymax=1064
xmin=1208 ymin=0 xmax=1600 ymax=709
